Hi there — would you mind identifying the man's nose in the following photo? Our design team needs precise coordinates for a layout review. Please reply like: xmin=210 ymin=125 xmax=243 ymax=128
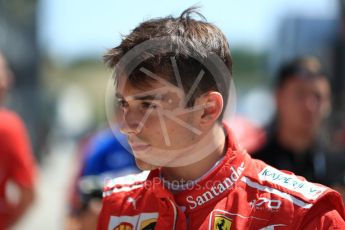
xmin=117 ymin=108 xmax=142 ymax=135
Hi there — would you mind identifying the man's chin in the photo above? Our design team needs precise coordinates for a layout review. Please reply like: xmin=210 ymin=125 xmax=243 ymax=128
xmin=135 ymin=158 xmax=159 ymax=171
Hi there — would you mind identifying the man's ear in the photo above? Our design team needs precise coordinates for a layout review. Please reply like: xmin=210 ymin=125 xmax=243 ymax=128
xmin=196 ymin=91 xmax=223 ymax=126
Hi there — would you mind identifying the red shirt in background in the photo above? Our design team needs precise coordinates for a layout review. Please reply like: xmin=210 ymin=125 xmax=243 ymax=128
xmin=0 ymin=108 xmax=36 ymax=229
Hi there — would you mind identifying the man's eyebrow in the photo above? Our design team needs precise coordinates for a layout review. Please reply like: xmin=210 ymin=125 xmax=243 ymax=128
xmin=115 ymin=93 xmax=162 ymax=101
xmin=133 ymin=94 xmax=162 ymax=101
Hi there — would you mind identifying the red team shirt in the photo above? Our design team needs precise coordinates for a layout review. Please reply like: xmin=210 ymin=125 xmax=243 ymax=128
xmin=98 ymin=124 xmax=345 ymax=229
xmin=0 ymin=109 xmax=36 ymax=229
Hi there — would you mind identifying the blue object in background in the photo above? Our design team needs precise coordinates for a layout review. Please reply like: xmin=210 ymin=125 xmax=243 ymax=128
xmin=81 ymin=128 xmax=139 ymax=178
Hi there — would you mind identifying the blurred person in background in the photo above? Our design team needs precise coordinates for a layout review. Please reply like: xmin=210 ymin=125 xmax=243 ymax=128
xmin=66 ymin=127 xmax=139 ymax=230
xmin=253 ymin=57 xmax=345 ymax=191
xmin=0 ymin=52 xmax=37 ymax=229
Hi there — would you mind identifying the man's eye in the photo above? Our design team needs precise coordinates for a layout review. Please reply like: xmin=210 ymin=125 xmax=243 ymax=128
xmin=142 ymin=102 xmax=158 ymax=109
xmin=116 ymin=99 xmax=128 ymax=108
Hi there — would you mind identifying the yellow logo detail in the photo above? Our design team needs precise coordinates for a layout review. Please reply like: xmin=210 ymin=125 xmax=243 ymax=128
xmin=140 ymin=218 xmax=157 ymax=230
xmin=214 ymin=215 xmax=232 ymax=230
xmin=114 ymin=222 xmax=133 ymax=230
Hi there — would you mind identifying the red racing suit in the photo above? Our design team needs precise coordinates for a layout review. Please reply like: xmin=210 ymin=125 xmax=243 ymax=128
xmin=98 ymin=126 xmax=345 ymax=230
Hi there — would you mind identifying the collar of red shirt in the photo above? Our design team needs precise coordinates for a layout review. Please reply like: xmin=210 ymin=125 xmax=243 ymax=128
xmin=146 ymin=123 xmax=250 ymax=214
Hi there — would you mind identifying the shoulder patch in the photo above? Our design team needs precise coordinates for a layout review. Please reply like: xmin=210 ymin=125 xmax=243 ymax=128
xmin=258 ymin=166 xmax=326 ymax=200
xmin=108 ymin=213 xmax=158 ymax=230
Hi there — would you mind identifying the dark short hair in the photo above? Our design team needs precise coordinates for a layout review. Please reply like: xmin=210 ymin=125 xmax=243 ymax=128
xmin=104 ymin=6 xmax=232 ymax=120
xmin=275 ymin=56 xmax=329 ymax=89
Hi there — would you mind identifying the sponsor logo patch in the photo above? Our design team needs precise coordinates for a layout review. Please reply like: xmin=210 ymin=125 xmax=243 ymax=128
xmin=140 ymin=218 xmax=157 ymax=230
xmin=249 ymin=197 xmax=281 ymax=212
xmin=114 ymin=222 xmax=133 ymax=230
xmin=109 ymin=213 xmax=158 ymax=230
xmin=187 ymin=162 xmax=245 ymax=209
xmin=213 ymin=215 xmax=232 ymax=230
xmin=258 ymin=166 xmax=326 ymax=200
xmin=209 ymin=209 xmax=272 ymax=230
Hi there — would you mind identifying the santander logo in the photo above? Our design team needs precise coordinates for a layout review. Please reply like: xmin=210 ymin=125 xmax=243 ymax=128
xmin=186 ymin=162 xmax=245 ymax=210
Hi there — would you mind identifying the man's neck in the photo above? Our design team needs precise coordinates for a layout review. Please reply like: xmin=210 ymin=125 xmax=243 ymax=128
xmin=161 ymin=123 xmax=226 ymax=182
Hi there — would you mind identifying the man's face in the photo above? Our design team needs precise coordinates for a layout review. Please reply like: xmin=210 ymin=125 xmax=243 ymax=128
xmin=115 ymin=76 xmax=206 ymax=170
xmin=276 ymin=76 xmax=331 ymax=134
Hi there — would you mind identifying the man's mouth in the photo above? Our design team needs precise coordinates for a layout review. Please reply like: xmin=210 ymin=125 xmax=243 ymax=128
xmin=129 ymin=141 xmax=150 ymax=152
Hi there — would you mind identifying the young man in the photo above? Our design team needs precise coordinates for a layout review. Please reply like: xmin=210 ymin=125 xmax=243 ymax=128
xmin=98 ymin=8 xmax=345 ymax=229
xmin=253 ymin=57 xmax=345 ymax=188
